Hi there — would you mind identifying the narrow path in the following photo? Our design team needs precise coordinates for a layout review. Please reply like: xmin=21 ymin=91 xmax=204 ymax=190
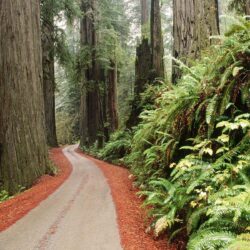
xmin=0 ymin=145 xmax=122 ymax=250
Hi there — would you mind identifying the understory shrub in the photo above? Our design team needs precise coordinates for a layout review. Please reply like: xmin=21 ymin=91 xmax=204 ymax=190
xmin=56 ymin=111 xmax=78 ymax=145
xmin=99 ymin=130 xmax=132 ymax=164
xmin=140 ymin=115 xmax=250 ymax=249
xmin=134 ymin=18 xmax=250 ymax=249
xmin=128 ymin=17 xmax=250 ymax=184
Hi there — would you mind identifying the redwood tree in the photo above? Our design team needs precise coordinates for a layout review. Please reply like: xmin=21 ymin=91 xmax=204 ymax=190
xmin=107 ymin=61 xmax=119 ymax=133
xmin=247 ymin=0 xmax=250 ymax=14
xmin=0 ymin=0 xmax=48 ymax=194
xmin=141 ymin=0 xmax=150 ymax=38
xmin=79 ymin=0 xmax=103 ymax=147
xmin=151 ymin=0 xmax=165 ymax=79
xmin=41 ymin=0 xmax=58 ymax=147
xmin=127 ymin=0 xmax=164 ymax=128
xmin=172 ymin=0 xmax=220 ymax=82
xmin=126 ymin=0 xmax=152 ymax=128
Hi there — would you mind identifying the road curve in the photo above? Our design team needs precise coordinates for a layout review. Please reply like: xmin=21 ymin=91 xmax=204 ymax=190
xmin=0 ymin=145 xmax=122 ymax=250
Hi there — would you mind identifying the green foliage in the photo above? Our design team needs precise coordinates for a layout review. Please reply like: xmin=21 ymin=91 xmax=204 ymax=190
xmin=41 ymin=0 xmax=80 ymax=65
xmin=99 ymin=130 xmax=132 ymax=164
xmin=0 ymin=190 xmax=10 ymax=202
xmin=228 ymin=0 xmax=249 ymax=15
xmin=0 ymin=185 xmax=25 ymax=202
xmin=127 ymin=18 xmax=250 ymax=184
xmin=56 ymin=111 xmax=77 ymax=145
xmin=188 ymin=231 xmax=236 ymax=250
xmin=141 ymin=114 xmax=250 ymax=249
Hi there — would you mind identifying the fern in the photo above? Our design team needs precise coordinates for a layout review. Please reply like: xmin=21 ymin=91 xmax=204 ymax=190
xmin=188 ymin=231 xmax=236 ymax=250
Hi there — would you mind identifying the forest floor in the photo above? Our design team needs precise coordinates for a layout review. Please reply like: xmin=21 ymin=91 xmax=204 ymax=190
xmin=0 ymin=146 xmax=181 ymax=250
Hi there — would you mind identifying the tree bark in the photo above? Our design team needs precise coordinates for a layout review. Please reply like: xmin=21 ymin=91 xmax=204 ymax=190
xmin=151 ymin=0 xmax=165 ymax=79
xmin=141 ymin=0 xmax=150 ymax=38
xmin=246 ymin=0 xmax=250 ymax=15
xmin=41 ymin=2 xmax=58 ymax=147
xmin=107 ymin=61 xmax=119 ymax=133
xmin=127 ymin=39 xmax=152 ymax=128
xmin=0 ymin=0 xmax=48 ymax=194
xmin=126 ymin=1 xmax=153 ymax=128
xmin=172 ymin=0 xmax=220 ymax=83
xmin=79 ymin=0 xmax=103 ymax=147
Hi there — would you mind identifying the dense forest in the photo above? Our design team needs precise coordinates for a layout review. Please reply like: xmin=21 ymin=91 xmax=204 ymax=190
xmin=0 ymin=0 xmax=250 ymax=249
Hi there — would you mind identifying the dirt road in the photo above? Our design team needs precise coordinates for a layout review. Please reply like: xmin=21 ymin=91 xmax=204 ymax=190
xmin=0 ymin=145 xmax=122 ymax=250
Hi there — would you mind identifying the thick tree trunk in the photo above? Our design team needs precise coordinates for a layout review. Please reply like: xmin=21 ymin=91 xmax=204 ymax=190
xmin=151 ymin=0 xmax=165 ymax=79
xmin=79 ymin=0 xmax=89 ymax=147
xmin=126 ymin=1 xmax=152 ymax=128
xmin=0 ymin=0 xmax=48 ymax=194
xmin=126 ymin=39 xmax=152 ymax=128
xmin=172 ymin=0 xmax=220 ymax=83
xmin=107 ymin=61 xmax=119 ymax=133
xmin=80 ymin=0 xmax=103 ymax=147
xmin=135 ymin=39 xmax=152 ymax=95
xmin=41 ymin=5 xmax=58 ymax=147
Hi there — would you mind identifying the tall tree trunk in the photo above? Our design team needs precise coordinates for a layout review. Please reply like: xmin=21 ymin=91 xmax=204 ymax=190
xmin=0 ymin=0 xmax=48 ymax=194
xmin=246 ymin=0 xmax=250 ymax=15
xmin=141 ymin=0 xmax=150 ymax=38
xmin=126 ymin=39 xmax=152 ymax=128
xmin=172 ymin=0 xmax=220 ymax=83
xmin=80 ymin=0 xmax=102 ymax=147
xmin=107 ymin=61 xmax=119 ymax=133
xmin=126 ymin=0 xmax=152 ymax=128
xmin=41 ymin=2 xmax=58 ymax=147
xmin=79 ymin=87 xmax=88 ymax=146
xmin=151 ymin=0 xmax=165 ymax=79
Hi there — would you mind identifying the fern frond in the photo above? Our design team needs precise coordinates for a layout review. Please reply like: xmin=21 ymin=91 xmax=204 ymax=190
xmin=188 ymin=230 xmax=236 ymax=250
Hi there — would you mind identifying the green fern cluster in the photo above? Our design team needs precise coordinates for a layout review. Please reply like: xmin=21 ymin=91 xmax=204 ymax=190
xmin=133 ymin=18 xmax=250 ymax=249
xmin=142 ymin=114 xmax=250 ymax=249
xmin=128 ymin=17 xmax=250 ymax=184
xmin=98 ymin=130 xmax=132 ymax=164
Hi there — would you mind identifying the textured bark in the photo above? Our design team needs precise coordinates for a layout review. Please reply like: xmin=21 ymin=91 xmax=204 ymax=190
xmin=151 ymin=0 xmax=165 ymax=79
xmin=246 ymin=0 xmax=250 ymax=15
xmin=41 ymin=3 xmax=58 ymax=147
xmin=126 ymin=40 xmax=151 ymax=128
xmin=0 ymin=0 xmax=48 ymax=194
xmin=172 ymin=0 xmax=220 ymax=82
xmin=79 ymin=0 xmax=103 ymax=147
xmin=126 ymin=2 xmax=152 ymax=128
xmin=107 ymin=61 xmax=119 ymax=133
xmin=141 ymin=0 xmax=149 ymax=25
xmin=141 ymin=0 xmax=150 ymax=38
xmin=79 ymin=87 xmax=88 ymax=146
xmin=135 ymin=39 xmax=152 ymax=95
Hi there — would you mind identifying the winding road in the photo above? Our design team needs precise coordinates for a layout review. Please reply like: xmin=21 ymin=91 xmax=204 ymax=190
xmin=0 ymin=145 xmax=122 ymax=250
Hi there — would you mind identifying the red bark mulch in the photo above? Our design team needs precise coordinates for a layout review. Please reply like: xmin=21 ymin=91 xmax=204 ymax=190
xmin=76 ymin=149 xmax=179 ymax=250
xmin=0 ymin=148 xmax=72 ymax=232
